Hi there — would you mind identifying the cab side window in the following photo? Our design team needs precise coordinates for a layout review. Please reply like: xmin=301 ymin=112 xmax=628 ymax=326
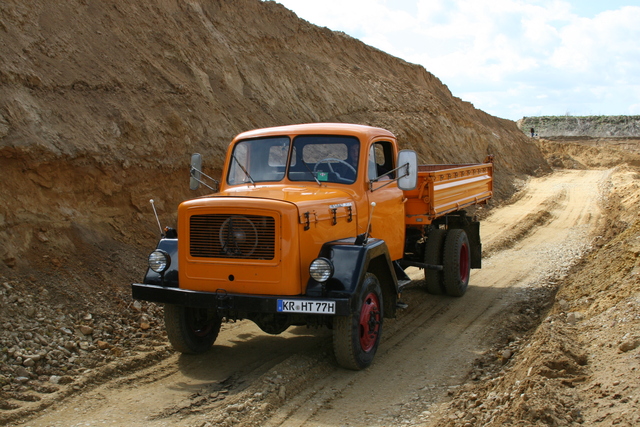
xmin=368 ymin=141 xmax=395 ymax=180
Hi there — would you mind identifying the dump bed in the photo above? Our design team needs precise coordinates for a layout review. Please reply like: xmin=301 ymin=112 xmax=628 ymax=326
xmin=403 ymin=161 xmax=493 ymax=225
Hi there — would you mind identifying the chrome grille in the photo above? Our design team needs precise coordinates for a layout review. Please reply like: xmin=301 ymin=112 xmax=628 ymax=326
xmin=190 ymin=214 xmax=276 ymax=260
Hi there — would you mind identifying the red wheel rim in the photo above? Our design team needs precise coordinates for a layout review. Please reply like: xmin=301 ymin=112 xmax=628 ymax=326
xmin=359 ymin=292 xmax=381 ymax=352
xmin=187 ymin=309 xmax=214 ymax=337
xmin=459 ymin=242 xmax=470 ymax=283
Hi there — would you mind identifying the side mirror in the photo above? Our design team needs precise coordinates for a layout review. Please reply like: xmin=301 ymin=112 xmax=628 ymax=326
xmin=397 ymin=150 xmax=418 ymax=191
xmin=190 ymin=153 xmax=203 ymax=190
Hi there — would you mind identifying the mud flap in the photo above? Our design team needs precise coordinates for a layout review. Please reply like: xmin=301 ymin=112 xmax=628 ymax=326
xmin=464 ymin=221 xmax=482 ymax=269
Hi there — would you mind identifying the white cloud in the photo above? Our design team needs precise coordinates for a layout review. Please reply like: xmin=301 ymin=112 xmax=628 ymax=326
xmin=273 ymin=0 xmax=640 ymax=119
xmin=551 ymin=6 xmax=640 ymax=84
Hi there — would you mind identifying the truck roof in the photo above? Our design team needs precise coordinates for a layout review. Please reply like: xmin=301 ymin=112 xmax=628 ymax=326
xmin=233 ymin=123 xmax=396 ymax=142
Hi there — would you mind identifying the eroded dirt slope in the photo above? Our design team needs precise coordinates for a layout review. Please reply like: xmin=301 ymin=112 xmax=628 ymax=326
xmin=0 ymin=0 xmax=546 ymax=271
xmin=537 ymin=136 xmax=640 ymax=169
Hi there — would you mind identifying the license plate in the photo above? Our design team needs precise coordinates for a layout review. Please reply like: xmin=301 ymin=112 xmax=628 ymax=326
xmin=277 ymin=299 xmax=336 ymax=314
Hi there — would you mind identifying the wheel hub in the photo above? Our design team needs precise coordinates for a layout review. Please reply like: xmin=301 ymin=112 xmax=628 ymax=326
xmin=459 ymin=242 xmax=470 ymax=283
xmin=359 ymin=293 xmax=381 ymax=352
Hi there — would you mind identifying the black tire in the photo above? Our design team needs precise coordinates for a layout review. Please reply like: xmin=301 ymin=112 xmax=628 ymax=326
xmin=164 ymin=304 xmax=222 ymax=353
xmin=423 ymin=228 xmax=447 ymax=295
xmin=442 ymin=229 xmax=471 ymax=297
xmin=333 ymin=273 xmax=383 ymax=370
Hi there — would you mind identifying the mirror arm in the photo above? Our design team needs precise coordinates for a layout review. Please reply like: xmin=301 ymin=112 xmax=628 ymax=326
xmin=369 ymin=163 xmax=409 ymax=192
xmin=190 ymin=166 xmax=219 ymax=192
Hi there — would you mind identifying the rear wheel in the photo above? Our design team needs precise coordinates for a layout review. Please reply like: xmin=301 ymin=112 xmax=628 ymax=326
xmin=423 ymin=228 xmax=447 ymax=295
xmin=333 ymin=273 xmax=383 ymax=370
xmin=164 ymin=304 xmax=221 ymax=353
xmin=442 ymin=229 xmax=471 ymax=297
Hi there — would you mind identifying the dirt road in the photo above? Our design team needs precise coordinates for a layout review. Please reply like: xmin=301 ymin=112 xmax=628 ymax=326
xmin=18 ymin=169 xmax=608 ymax=427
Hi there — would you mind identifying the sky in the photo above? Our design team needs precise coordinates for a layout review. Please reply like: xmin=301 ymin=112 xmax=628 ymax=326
xmin=272 ymin=0 xmax=640 ymax=120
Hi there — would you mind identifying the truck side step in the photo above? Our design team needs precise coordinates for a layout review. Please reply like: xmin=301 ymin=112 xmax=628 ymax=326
xmin=393 ymin=261 xmax=412 ymax=291
xmin=397 ymin=278 xmax=412 ymax=288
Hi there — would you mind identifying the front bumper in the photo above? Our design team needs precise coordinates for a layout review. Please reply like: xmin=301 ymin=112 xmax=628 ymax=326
xmin=131 ymin=283 xmax=351 ymax=316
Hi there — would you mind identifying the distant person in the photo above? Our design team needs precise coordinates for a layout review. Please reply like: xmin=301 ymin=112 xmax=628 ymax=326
xmin=530 ymin=127 xmax=535 ymax=137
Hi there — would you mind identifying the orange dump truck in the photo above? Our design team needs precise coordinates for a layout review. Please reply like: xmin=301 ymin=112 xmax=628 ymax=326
xmin=132 ymin=123 xmax=493 ymax=370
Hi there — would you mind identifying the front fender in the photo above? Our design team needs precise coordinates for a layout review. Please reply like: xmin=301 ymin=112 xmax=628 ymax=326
xmin=142 ymin=238 xmax=179 ymax=287
xmin=306 ymin=237 xmax=398 ymax=317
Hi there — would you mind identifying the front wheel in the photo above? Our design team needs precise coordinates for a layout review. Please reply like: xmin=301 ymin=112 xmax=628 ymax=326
xmin=164 ymin=304 xmax=222 ymax=353
xmin=333 ymin=273 xmax=384 ymax=370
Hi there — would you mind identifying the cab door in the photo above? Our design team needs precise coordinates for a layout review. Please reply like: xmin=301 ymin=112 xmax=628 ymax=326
xmin=365 ymin=140 xmax=405 ymax=261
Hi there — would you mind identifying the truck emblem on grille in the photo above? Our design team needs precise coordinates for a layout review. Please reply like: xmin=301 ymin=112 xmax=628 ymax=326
xmin=219 ymin=215 xmax=258 ymax=257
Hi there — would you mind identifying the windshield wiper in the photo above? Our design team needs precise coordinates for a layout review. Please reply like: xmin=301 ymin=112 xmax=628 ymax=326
xmin=302 ymin=160 xmax=321 ymax=186
xmin=232 ymin=154 xmax=255 ymax=185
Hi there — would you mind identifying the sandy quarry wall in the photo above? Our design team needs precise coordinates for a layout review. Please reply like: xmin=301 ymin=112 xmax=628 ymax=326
xmin=0 ymin=0 xmax=549 ymax=273
xmin=519 ymin=116 xmax=640 ymax=138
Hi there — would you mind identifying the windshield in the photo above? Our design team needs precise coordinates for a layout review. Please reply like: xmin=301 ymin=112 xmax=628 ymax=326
xmin=226 ymin=134 xmax=360 ymax=185
xmin=289 ymin=135 xmax=359 ymax=184
xmin=227 ymin=136 xmax=290 ymax=185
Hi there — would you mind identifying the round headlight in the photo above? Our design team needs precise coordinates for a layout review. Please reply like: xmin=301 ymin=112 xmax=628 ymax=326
xmin=148 ymin=250 xmax=170 ymax=273
xmin=309 ymin=258 xmax=333 ymax=282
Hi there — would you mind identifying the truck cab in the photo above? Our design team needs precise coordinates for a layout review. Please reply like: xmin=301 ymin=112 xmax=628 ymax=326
xmin=213 ymin=123 xmax=408 ymax=290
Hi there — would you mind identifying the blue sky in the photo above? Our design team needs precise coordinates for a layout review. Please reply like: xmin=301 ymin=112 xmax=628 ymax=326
xmin=272 ymin=0 xmax=640 ymax=120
